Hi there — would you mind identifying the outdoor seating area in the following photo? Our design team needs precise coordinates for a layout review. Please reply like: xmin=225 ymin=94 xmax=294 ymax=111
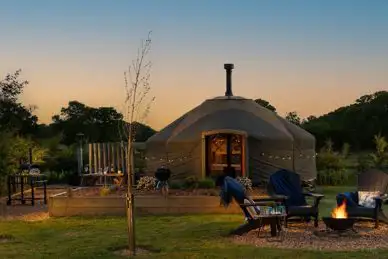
xmin=217 ymin=168 xmax=388 ymax=248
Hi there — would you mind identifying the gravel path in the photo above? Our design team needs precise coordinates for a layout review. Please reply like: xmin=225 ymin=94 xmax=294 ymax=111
xmin=0 ymin=187 xmax=68 ymax=221
xmin=232 ymin=221 xmax=388 ymax=251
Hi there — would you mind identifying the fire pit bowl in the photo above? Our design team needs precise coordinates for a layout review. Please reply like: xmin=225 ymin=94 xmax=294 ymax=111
xmin=322 ymin=217 xmax=356 ymax=231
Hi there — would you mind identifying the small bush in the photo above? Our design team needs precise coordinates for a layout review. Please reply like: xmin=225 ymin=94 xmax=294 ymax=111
xmin=370 ymin=133 xmax=388 ymax=169
xmin=183 ymin=176 xmax=199 ymax=189
xmin=136 ymin=176 xmax=157 ymax=191
xmin=317 ymin=169 xmax=355 ymax=186
xmin=316 ymin=139 xmax=346 ymax=171
xmin=169 ymin=181 xmax=184 ymax=189
xmin=357 ymin=154 xmax=373 ymax=172
xmin=44 ymin=171 xmax=73 ymax=184
xmin=316 ymin=152 xmax=345 ymax=171
xmin=197 ymin=178 xmax=216 ymax=189
xmin=236 ymin=176 xmax=252 ymax=190
xmin=100 ymin=187 xmax=111 ymax=196
xmin=341 ymin=143 xmax=351 ymax=158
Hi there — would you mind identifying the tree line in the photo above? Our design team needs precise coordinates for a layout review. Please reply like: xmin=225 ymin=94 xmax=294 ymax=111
xmin=255 ymin=92 xmax=388 ymax=150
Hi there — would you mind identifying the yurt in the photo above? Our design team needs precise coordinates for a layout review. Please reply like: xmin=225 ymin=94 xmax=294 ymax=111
xmin=145 ymin=64 xmax=317 ymax=185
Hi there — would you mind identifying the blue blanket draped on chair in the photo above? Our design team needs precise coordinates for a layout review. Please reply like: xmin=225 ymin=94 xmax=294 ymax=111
xmin=219 ymin=176 xmax=246 ymax=207
xmin=269 ymin=169 xmax=307 ymax=207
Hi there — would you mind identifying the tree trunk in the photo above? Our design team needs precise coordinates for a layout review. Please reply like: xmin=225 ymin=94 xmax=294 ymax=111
xmin=126 ymin=134 xmax=136 ymax=256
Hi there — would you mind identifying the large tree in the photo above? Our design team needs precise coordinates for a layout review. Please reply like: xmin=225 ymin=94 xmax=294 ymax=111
xmin=51 ymin=101 xmax=155 ymax=145
xmin=254 ymin=98 xmax=276 ymax=112
xmin=0 ymin=69 xmax=38 ymax=134
xmin=303 ymin=91 xmax=388 ymax=149
xmin=285 ymin=111 xmax=301 ymax=125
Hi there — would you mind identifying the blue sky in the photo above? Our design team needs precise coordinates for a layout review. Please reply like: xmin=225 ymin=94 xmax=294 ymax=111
xmin=1 ymin=0 xmax=388 ymax=129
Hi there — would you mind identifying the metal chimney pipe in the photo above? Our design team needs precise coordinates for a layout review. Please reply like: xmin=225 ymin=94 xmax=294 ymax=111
xmin=224 ymin=63 xmax=234 ymax=97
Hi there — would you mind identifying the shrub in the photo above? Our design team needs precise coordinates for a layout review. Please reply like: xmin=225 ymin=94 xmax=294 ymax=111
xmin=44 ymin=171 xmax=73 ymax=184
xmin=357 ymin=154 xmax=373 ymax=172
xmin=317 ymin=168 xmax=355 ymax=186
xmin=236 ymin=176 xmax=252 ymax=190
xmin=183 ymin=176 xmax=199 ymax=189
xmin=316 ymin=139 xmax=346 ymax=171
xmin=100 ymin=187 xmax=111 ymax=196
xmin=136 ymin=176 xmax=157 ymax=191
xmin=370 ymin=133 xmax=388 ymax=169
xmin=197 ymin=178 xmax=216 ymax=189
xmin=341 ymin=143 xmax=351 ymax=158
xmin=315 ymin=139 xmax=354 ymax=186
xmin=169 ymin=181 xmax=184 ymax=189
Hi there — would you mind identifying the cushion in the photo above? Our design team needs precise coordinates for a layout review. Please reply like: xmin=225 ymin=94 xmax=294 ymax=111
xmin=243 ymin=199 xmax=261 ymax=219
xmin=358 ymin=191 xmax=380 ymax=208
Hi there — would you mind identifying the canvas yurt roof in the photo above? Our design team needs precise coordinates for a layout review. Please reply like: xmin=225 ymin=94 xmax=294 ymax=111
xmin=147 ymin=96 xmax=314 ymax=145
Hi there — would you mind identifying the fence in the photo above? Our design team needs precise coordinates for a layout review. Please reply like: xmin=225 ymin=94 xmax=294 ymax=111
xmin=87 ymin=142 xmax=146 ymax=174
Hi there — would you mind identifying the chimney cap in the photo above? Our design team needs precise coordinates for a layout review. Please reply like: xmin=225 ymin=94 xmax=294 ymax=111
xmin=224 ymin=63 xmax=234 ymax=70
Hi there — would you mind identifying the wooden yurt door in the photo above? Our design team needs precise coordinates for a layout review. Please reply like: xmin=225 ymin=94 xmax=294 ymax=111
xmin=205 ymin=133 xmax=244 ymax=178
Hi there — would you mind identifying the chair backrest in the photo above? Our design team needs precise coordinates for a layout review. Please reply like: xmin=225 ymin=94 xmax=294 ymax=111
xmin=358 ymin=169 xmax=388 ymax=194
xmin=268 ymin=169 xmax=307 ymax=207
xmin=219 ymin=176 xmax=257 ymax=220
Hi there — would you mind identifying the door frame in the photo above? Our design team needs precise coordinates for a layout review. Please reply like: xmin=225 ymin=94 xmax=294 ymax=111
xmin=201 ymin=129 xmax=249 ymax=179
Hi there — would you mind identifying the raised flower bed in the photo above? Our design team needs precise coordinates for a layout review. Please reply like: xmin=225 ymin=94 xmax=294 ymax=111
xmin=48 ymin=186 xmax=266 ymax=217
xmin=48 ymin=176 xmax=266 ymax=217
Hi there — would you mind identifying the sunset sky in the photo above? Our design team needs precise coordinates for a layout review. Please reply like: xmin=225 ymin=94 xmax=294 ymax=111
xmin=1 ymin=0 xmax=388 ymax=130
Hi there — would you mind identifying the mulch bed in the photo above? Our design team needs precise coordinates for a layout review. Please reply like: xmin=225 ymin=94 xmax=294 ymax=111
xmin=232 ymin=221 xmax=388 ymax=251
xmin=70 ymin=187 xmax=267 ymax=197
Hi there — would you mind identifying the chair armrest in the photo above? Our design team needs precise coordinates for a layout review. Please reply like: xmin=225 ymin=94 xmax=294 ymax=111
xmin=372 ymin=196 xmax=384 ymax=211
xmin=240 ymin=201 xmax=277 ymax=208
xmin=303 ymin=192 xmax=324 ymax=207
xmin=302 ymin=192 xmax=324 ymax=198
xmin=380 ymin=194 xmax=388 ymax=202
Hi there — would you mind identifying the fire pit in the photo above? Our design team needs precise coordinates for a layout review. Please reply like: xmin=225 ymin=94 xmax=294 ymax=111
xmin=322 ymin=200 xmax=356 ymax=233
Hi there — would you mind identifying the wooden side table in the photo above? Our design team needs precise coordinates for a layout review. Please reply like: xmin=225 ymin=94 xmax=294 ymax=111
xmin=251 ymin=196 xmax=287 ymax=239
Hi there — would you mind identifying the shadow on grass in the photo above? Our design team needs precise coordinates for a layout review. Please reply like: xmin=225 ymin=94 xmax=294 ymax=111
xmin=107 ymin=244 xmax=161 ymax=253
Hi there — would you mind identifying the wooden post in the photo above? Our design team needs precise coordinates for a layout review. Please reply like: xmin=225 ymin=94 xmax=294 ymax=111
xmin=7 ymin=176 xmax=11 ymax=205
xmin=89 ymin=143 xmax=93 ymax=174
xmin=111 ymin=142 xmax=115 ymax=173
xmin=107 ymin=142 xmax=111 ymax=173
xmin=121 ymin=142 xmax=126 ymax=174
xmin=116 ymin=142 xmax=121 ymax=172
xmin=97 ymin=143 xmax=102 ymax=173
xmin=93 ymin=143 xmax=98 ymax=174
xmin=30 ymin=177 xmax=35 ymax=206
xmin=103 ymin=143 xmax=108 ymax=173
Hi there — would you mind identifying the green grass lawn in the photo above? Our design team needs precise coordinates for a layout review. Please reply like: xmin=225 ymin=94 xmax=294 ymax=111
xmin=1 ymin=186 xmax=387 ymax=259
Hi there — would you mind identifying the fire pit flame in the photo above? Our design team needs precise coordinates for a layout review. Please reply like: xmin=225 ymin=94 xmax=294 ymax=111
xmin=331 ymin=200 xmax=348 ymax=219
xmin=323 ymin=199 xmax=355 ymax=232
